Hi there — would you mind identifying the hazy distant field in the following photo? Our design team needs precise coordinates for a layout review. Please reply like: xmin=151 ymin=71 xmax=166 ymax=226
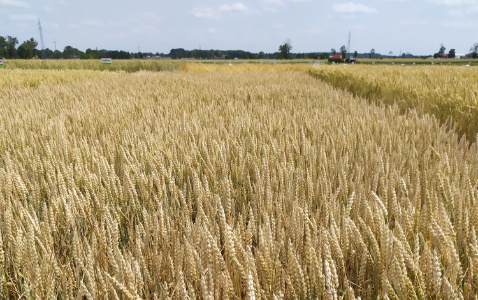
xmin=0 ymin=59 xmax=186 ymax=72
xmin=1 ymin=57 xmax=476 ymax=72
xmin=0 ymin=63 xmax=477 ymax=298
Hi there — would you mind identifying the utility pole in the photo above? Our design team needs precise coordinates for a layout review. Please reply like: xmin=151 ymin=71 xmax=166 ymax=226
xmin=53 ymin=39 xmax=57 ymax=51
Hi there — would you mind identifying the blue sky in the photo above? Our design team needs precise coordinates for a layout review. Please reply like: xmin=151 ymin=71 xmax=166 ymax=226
xmin=1 ymin=0 xmax=477 ymax=55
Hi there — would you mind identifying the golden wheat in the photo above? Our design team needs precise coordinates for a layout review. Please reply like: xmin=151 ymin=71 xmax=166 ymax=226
xmin=0 ymin=66 xmax=476 ymax=298
xmin=309 ymin=64 xmax=478 ymax=141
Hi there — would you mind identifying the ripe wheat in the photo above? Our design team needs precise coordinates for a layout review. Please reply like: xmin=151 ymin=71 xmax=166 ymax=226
xmin=309 ymin=64 xmax=478 ymax=141
xmin=0 ymin=66 xmax=476 ymax=298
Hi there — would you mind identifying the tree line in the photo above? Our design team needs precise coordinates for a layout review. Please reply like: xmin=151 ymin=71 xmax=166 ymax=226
xmin=2 ymin=35 xmax=477 ymax=60
xmin=0 ymin=36 xmax=135 ymax=59
xmin=0 ymin=36 xmax=328 ymax=60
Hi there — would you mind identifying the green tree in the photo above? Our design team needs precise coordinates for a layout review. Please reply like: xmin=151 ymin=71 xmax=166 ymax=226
xmin=37 ymin=48 xmax=54 ymax=59
xmin=0 ymin=36 xmax=8 ymax=58
xmin=470 ymin=43 xmax=478 ymax=59
xmin=353 ymin=51 xmax=358 ymax=59
xmin=448 ymin=49 xmax=455 ymax=59
xmin=80 ymin=53 xmax=97 ymax=59
xmin=340 ymin=45 xmax=347 ymax=58
xmin=169 ymin=48 xmax=188 ymax=59
xmin=85 ymin=48 xmax=98 ymax=59
xmin=17 ymin=38 xmax=38 ymax=59
xmin=369 ymin=48 xmax=375 ymax=59
xmin=278 ymin=40 xmax=292 ymax=59
xmin=6 ymin=36 xmax=18 ymax=58
xmin=63 ymin=46 xmax=83 ymax=59
xmin=438 ymin=44 xmax=446 ymax=58
xmin=53 ymin=50 xmax=63 ymax=59
xmin=331 ymin=48 xmax=336 ymax=55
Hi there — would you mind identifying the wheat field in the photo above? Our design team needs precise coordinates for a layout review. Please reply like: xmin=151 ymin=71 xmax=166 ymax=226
xmin=0 ymin=65 xmax=477 ymax=299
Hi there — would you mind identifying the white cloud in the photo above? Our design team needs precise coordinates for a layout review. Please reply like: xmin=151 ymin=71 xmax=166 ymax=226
xmin=261 ymin=0 xmax=308 ymax=13
xmin=427 ymin=0 xmax=476 ymax=5
xmin=9 ymin=14 xmax=37 ymax=21
xmin=333 ymin=2 xmax=377 ymax=13
xmin=428 ymin=0 xmax=478 ymax=14
xmin=219 ymin=3 xmax=248 ymax=12
xmin=0 ymin=0 xmax=29 ymax=8
xmin=192 ymin=2 xmax=250 ymax=19
xmin=262 ymin=0 xmax=285 ymax=5
xmin=191 ymin=7 xmax=217 ymax=19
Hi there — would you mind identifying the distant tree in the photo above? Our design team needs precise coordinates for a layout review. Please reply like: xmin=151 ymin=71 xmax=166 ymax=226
xmin=278 ymin=40 xmax=292 ymax=59
xmin=448 ymin=49 xmax=455 ymax=59
xmin=53 ymin=50 xmax=63 ymax=59
xmin=6 ymin=36 xmax=18 ymax=58
xmin=37 ymin=48 xmax=54 ymax=59
xmin=80 ymin=53 xmax=95 ymax=59
xmin=85 ymin=48 xmax=98 ymax=59
xmin=340 ymin=45 xmax=347 ymax=58
xmin=471 ymin=43 xmax=478 ymax=59
xmin=17 ymin=45 xmax=29 ymax=58
xmin=319 ymin=53 xmax=329 ymax=59
xmin=389 ymin=51 xmax=393 ymax=57
xmin=331 ymin=48 xmax=336 ymax=55
xmin=438 ymin=44 xmax=446 ymax=58
xmin=63 ymin=46 xmax=83 ymax=59
xmin=353 ymin=51 xmax=358 ymax=59
xmin=17 ymin=38 xmax=38 ymax=59
xmin=0 ymin=36 xmax=8 ymax=58
xmin=369 ymin=48 xmax=375 ymax=59
xmin=169 ymin=48 xmax=187 ymax=59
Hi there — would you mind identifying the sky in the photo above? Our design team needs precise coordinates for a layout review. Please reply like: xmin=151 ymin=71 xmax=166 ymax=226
xmin=1 ymin=0 xmax=477 ymax=56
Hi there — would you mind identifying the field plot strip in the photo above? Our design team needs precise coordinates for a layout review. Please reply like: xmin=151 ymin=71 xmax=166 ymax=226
xmin=309 ymin=65 xmax=478 ymax=142
xmin=0 ymin=69 xmax=477 ymax=298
